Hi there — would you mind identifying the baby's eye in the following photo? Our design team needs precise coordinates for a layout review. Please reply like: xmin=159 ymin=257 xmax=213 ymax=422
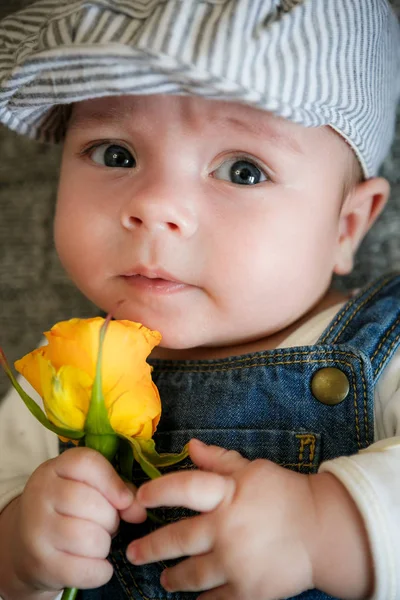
xmin=212 ymin=158 xmax=268 ymax=185
xmin=89 ymin=143 xmax=136 ymax=168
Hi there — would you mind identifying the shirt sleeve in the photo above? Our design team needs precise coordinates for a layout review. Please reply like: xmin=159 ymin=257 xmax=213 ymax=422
xmin=0 ymin=375 xmax=58 ymax=514
xmin=320 ymin=447 xmax=400 ymax=600
xmin=319 ymin=345 xmax=400 ymax=600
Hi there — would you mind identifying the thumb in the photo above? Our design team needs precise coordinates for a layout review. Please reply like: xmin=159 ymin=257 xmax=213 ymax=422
xmin=189 ymin=438 xmax=249 ymax=475
xmin=119 ymin=481 xmax=148 ymax=524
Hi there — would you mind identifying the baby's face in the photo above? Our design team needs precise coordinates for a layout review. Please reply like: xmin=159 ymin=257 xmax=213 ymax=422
xmin=56 ymin=94 xmax=352 ymax=352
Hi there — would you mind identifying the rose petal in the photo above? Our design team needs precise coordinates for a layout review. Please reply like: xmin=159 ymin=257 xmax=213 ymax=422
xmin=39 ymin=356 xmax=92 ymax=431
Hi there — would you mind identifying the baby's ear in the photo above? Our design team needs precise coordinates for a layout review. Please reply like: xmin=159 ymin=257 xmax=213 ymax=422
xmin=333 ymin=177 xmax=390 ymax=276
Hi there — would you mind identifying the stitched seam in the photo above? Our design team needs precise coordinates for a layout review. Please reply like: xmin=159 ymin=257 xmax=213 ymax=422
xmin=371 ymin=318 xmax=400 ymax=361
xmin=153 ymin=349 xmax=353 ymax=369
xmin=113 ymin=549 xmax=136 ymax=599
xmin=349 ymin=358 xmax=361 ymax=448
xmin=153 ymin=351 xmax=362 ymax=373
xmin=126 ymin=551 xmax=177 ymax=599
xmin=360 ymin=357 xmax=369 ymax=443
xmin=374 ymin=330 xmax=400 ymax=375
xmin=296 ymin=434 xmax=316 ymax=465
xmin=318 ymin=290 xmax=370 ymax=343
xmin=116 ymin=548 xmax=170 ymax=600
xmin=319 ymin=275 xmax=392 ymax=342
xmin=129 ymin=569 xmax=151 ymax=600
xmin=320 ymin=275 xmax=394 ymax=343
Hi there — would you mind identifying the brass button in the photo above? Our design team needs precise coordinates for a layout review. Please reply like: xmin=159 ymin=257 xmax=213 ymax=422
xmin=311 ymin=367 xmax=349 ymax=405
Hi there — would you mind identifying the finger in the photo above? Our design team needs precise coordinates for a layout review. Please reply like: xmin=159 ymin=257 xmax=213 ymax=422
xmin=198 ymin=583 xmax=238 ymax=600
xmin=136 ymin=470 xmax=234 ymax=512
xmin=160 ymin=554 xmax=225 ymax=593
xmin=189 ymin=439 xmax=249 ymax=475
xmin=48 ymin=551 xmax=113 ymax=590
xmin=53 ymin=447 xmax=133 ymax=510
xmin=127 ymin=514 xmax=213 ymax=564
xmin=54 ymin=478 xmax=119 ymax=535
xmin=119 ymin=481 xmax=148 ymax=524
xmin=52 ymin=515 xmax=111 ymax=559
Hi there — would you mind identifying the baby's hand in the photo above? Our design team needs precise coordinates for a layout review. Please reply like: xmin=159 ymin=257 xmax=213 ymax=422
xmin=7 ymin=447 xmax=147 ymax=595
xmin=125 ymin=439 xmax=372 ymax=600
xmin=125 ymin=439 xmax=316 ymax=599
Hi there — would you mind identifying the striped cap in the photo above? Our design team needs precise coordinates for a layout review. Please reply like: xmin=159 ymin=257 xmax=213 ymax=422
xmin=0 ymin=0 xmax=399 ymax=177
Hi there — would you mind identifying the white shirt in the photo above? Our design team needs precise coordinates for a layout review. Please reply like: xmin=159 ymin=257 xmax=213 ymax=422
xmin=1 ymin=304 xmax=400 ymax=599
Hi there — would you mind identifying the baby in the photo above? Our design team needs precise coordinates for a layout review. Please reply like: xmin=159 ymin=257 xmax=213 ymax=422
xmin=0 ymin=1 xmax=399 ymax=599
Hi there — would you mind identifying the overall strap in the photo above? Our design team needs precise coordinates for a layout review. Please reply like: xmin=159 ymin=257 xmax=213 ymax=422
xmin=318 ymin=273 xmax=400 ymax=382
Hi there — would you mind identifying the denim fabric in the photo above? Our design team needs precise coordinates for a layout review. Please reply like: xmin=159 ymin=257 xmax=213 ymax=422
xmin=65 ymin=273 xmax=400 ymax=600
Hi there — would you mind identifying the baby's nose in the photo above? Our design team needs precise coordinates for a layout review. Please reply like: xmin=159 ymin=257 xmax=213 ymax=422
xmin=120 ymin=193 xmax=198 ymax=238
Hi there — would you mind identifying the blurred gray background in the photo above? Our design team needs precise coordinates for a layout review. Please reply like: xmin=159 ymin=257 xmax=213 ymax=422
xmin=0 ymin=1 xmax=399 ymax=397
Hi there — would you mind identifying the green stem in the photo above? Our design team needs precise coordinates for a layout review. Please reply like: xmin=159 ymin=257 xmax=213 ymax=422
xmin=61 ymin=317 xmax=115 ymax=600
xmin=84 ymin=317 xmax=117 ymax=461
xmin=61 ymin=587 xmax=78 ymax=600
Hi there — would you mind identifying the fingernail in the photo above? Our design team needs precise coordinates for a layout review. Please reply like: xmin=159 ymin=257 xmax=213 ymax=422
xmin=126 ymin=548 xmax=134 ymax=562
xmin=122 ymin=487 xmax=134 ymax=502
xmin=160 ymin=570 xmax=171 ymax=591
xmin=126 ymin=545 xmax=139 ymax=564
xmin=192 ymin=438 xmax=207 ymax=447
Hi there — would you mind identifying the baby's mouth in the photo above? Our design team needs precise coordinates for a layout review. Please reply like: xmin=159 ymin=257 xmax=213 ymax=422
xmin=122 ymin=266 xmax=182 ymax=283
xmin=121 ymin=267 xmax=187 ymax=293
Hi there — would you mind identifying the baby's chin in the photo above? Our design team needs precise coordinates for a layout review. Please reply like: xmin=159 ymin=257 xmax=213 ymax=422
xmin=150 ymin=331 xmax=275 ymax=361
xmin=151 ymin=344 xmax=224 ymax=361
xmin=105 ymin=299 xmax=313 ymax=360
xmin=104 ymin=311 xmax=210 ymax=356
xmin=143 ymin=327 xmax=229 ymax=360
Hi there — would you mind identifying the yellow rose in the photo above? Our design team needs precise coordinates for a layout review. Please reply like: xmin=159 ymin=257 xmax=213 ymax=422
xmin=2 ymin=316 xmax=188 ymax=600
xmin=14 ymin=317 xmax=162 ymax=440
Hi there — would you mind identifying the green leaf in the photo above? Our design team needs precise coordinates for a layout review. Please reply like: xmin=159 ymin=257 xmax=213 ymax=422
xmin=120 ymin=435 xmax=189 ymax=480
xmin=136 ymin=438 xmax=189 ymax=468
xmin=0 ymin=349 xmax=84 ymax=440
xmin=123 ymin=436 xmax=162 ymax=480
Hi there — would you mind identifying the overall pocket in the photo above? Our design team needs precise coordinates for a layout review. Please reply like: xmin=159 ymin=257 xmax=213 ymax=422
xmin=133 ymin=427 xmax=321 ymax=481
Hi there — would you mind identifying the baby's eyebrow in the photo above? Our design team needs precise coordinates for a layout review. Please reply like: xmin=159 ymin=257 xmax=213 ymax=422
xmin=68 ymin=107 xmax=126 ymax=132
xmin=68 ymin=105 xmax=303 ymax=156
xmin=213 ymin=115 xmax=303 ymax=155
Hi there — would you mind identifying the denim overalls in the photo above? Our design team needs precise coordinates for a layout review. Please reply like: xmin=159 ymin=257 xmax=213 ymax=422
xmin=73 ymin=273 xmax=400 ymax=600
